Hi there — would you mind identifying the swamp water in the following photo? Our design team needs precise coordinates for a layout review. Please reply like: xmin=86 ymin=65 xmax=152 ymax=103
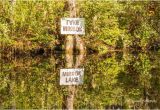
xmin=0 ymin=51 xmax=160 ymax=109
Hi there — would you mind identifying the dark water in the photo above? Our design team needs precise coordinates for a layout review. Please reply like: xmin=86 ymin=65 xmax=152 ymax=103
xmin=0 ymin=51 xmax=160 ymax=109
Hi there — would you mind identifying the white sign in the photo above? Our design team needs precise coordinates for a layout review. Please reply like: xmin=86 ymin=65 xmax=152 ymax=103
xmin=60 ymin=68 xmax=84 ymax=85
xmin=61 ymin=18 xmax=85 ymax=35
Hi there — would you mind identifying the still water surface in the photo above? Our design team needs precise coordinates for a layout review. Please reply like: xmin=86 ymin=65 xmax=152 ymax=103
xmin=0 ymin=51 xmax=160 ymax=109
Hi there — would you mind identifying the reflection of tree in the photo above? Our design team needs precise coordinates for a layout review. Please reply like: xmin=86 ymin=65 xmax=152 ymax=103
xmin=149 ymin=52 xmax=160 ymax=109
xmin=74 ymin=53 xmax=125 ymax=109
xmin=62 ymin=53 xmax=85 ymax=109
xmin=0 ymin=52 xmax=160 ymax=109
xmin=117 ymin=52 xmax=160 ymax=109
xmin=0 ymin=56 xmax=65 ymax=109
xmin=115 ymin=51 xmax=123 ymax=64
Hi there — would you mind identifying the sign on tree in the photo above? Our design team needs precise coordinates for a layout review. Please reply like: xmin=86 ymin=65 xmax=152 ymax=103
xmin=60 ymin=68 xmax=84 ymax=85
xmin=61 ymin=18 xmax=85 ymax=35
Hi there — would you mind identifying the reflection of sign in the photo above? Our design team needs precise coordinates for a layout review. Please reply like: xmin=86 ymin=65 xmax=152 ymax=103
xmin=60 ymin=68 xmax=84 ymax=85
xmin=61 ymin=18 xmax=85 ymax=35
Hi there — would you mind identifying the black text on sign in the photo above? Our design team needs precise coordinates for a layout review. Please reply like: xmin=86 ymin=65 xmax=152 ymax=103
xmin=60 ymin=68 xmax=84 ymax=85
xmin=61 ymin=18 xmax=85 ymax=35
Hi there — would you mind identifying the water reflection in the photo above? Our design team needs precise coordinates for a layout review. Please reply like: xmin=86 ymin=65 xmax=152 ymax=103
xmin=0 ymin=52 xmax=160 ymax=109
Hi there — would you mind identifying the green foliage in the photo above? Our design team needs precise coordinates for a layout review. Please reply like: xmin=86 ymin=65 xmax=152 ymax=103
xmin=0 ymin=0 xmax=67 ymax=51
xmin=1 ymin=1 xmax=160 ymax=109
xmin=1 ymin=51 xmax=160 ymax=109
xmin=1 ymin=1 xmax=160 ymax=53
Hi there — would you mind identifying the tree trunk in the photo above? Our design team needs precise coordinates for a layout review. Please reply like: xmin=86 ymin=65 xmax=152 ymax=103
xmin=65 ymin=0 xmax=85 ymax=55
xmin=75 ymin=36 xmax=85 ymax=54
xmin=63 ymin=0 xmax=85 ymax=109
xmin=65 ymin=0 xmax=76 ymax=54
xmin=65 ymin=1 xmax=77 ymax=108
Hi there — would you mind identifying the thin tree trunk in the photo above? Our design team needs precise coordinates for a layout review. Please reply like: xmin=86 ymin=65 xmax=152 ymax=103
xmin=65 ymin=0 xmax=76 ymax=54
xmin=11 ymin=0 xmax=16 ymax=56
xmin=64 ymin=0 xmax=76 ymax=109
xmin=63 ymin=0 xmax=85 ymax=109
xmin=75 ymin=36 xmax=85 ymax=54
xmin=65 ymin=0 xmax=85 ymax=54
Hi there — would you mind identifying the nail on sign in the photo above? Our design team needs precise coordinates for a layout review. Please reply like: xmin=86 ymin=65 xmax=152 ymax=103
xmin=60 ymin=68 xmax=84 ymax=85
xmin=61 ymin=18 xmax=85 ymax=35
